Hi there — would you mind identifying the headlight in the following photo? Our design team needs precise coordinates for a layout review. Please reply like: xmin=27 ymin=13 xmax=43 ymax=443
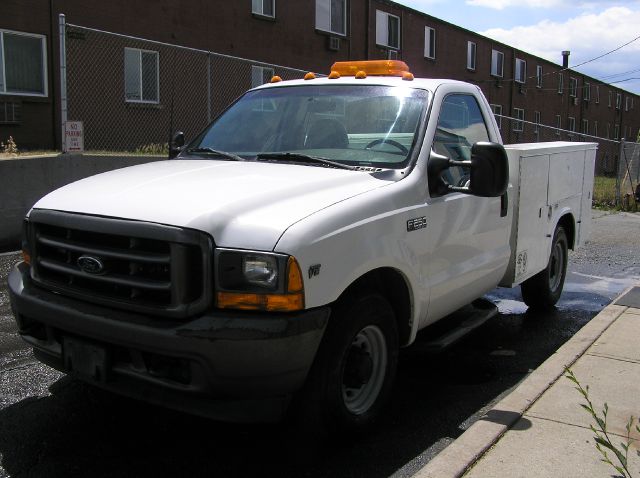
xmin=215 ymin=249 xmax=304 ymax=312
xmin=243 ymin=254 xmax=278 ymax=289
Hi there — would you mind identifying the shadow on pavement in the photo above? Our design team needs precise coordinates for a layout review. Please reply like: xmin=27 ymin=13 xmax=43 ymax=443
xmin=0 ymin=296 xmax=596 ymax=478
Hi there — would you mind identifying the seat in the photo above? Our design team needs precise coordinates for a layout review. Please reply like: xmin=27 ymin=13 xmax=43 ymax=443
xmin=304 ymin=118 xmax=349 ymax=149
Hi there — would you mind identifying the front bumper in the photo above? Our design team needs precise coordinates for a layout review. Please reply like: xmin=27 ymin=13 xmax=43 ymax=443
xmin=8 ymin=262 xmax=329 ymax=422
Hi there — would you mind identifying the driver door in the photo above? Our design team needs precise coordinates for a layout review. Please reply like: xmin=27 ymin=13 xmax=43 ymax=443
xmin=424 ymin=93 xmax=510 ymax=323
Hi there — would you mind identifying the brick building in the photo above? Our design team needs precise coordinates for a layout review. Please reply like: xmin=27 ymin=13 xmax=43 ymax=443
xmin=1 ymin=0 xmax=638 ymax=172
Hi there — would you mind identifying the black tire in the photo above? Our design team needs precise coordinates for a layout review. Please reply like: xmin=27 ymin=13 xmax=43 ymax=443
xmin=293 ymin=293 xmax=399 ymax=436
xmin=521 ymin=226 xmax=568 ymax=309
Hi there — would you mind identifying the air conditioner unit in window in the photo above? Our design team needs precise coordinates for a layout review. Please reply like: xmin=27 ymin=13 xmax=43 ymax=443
xmin=388 ymin=50 xmax=398 ymax=60
xmin=328 ymin=36 xmax=341 ymax=52
xmin=519 ymin=85 xmax=527 ymax=95
xmin=572 ymin=97 xmax=579 ymax=106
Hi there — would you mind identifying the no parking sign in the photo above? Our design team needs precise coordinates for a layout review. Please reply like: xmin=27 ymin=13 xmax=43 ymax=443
xmin=65 ymin=121 xmax=84 ymax=153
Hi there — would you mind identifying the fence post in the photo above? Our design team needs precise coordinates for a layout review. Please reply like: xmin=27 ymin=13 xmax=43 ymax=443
xmin=59 ymin=14 xmax=68 ymax=153
xmin=207 ymin=52 xmax=212 ymax=123
xmin=615 ymin=139 xmax=625 ymax=206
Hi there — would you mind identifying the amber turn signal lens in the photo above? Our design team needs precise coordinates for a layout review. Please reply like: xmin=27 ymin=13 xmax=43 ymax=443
xmin=216 ymin=292 xmax=304 ymax=312
xmin=21 ymin=250 xmax=31 ymax=265
xmin=287 ymin=257 xmax=304 ymax=293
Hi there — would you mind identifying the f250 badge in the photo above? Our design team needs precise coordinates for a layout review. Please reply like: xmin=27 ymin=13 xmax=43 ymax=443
xmin=407 ymin=217 xmax=427 ymax=232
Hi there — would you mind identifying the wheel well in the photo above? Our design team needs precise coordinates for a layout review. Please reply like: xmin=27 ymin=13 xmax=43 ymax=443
xmin=337 ymin=268 xmax=412 ymax=347
xmin=558 ymin=214 xmax=576 ymax=249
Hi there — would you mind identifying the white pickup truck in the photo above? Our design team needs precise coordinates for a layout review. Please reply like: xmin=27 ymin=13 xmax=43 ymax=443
xmin=9 ymin=60 xmax=595 ymax=431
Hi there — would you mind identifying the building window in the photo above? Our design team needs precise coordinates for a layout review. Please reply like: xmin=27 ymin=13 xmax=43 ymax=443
xmin=536 ymin=65 xmax=542 ymax=88
xmin=593 ymin=121 xmax=598 ymax=137
xmin=558 ymin=73 xmax=564 ymax=94
xmin=607 ymin=123 xmax=610 ymax=139
xmin=251 ymin=65 xmax=274 ymax=88
xmin=616 ymin=93 xmax=621 ymax=109
xmin=513 ymin=108 xmax=524 ymax=132
xmin=556 ymin=114 xmax=561 ymax=136
xmin=124 ymin=48 xmax=159 ymax=103
xmin=490 ymin=104 xmax=502 ymax=129
xmin=467 ymin=41 xmax=476 ymax=70
xmin=608 ymin=91 xmax=612 ymax=107
xmin=376 ymin=10 xmax=400 ymax=49
xmin=614 ymin=123 xmax=619 ymax=140
xmin=583 ymin=82 xmax=590 ymax=101
xmin=595 ymin=85 xmax=600 ymax=104
xmin=569 ymin=77 xmax=578 ymax=98
xmin=568 ymin=116 xmax=576 ymax=132
xmin=491 ymin=49 xmax=504 ymax=77
xmin=424 ymin=27 xmax=435 ymax=59
xmin=0 ymin=29 xmax=47 ymax=97
xmin=534 ymin=111 xmax=541 ymax=133
xmin=252 ymin=0 xmax=275 ymax=18
xmin=316 ymin=0 xmax=346 ymax=36
xmin=0 ymin=100 xmax=20 ymax=124
xmin=625 ymin=96 xmax=632 ymax=111
xmin=582 ymin=119 xmax=588 ymax=134
xmin=515 ymin=58 xmax=526 ymax=83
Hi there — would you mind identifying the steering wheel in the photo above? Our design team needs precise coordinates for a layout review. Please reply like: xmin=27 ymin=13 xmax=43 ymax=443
xmin=364 ymin=139 xmax=409 ymax=155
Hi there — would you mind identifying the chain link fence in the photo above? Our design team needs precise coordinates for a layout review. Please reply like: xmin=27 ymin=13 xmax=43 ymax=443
xmin=496 ymin=114 xmax=640 ymax=208
xmin=617 ymin=141 xmax=640 ymax=207
xmin=63 ymin=20 xmax=311 ymax=153
xmin=61 ymin=19 xmax=639 ymax=208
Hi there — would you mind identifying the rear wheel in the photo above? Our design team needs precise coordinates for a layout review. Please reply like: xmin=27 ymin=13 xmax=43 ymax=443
xmin=293 ymin=293 xmax=398 ymax=435
xmin=521 ymin=226 xmax=568 ymax=309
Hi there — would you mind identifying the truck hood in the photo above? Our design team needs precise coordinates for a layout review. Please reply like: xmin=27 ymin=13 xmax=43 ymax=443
xmin=33 ymin=159 xmax=387 ymax=250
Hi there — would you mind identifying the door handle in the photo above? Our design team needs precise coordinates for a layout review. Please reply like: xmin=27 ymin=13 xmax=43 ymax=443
xmin=500 ymin=192 xmax=508 ymax=217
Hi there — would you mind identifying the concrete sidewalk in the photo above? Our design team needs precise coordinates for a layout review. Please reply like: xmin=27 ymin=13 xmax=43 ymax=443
xmin=415 ymin=285 xmax=640 ymax=478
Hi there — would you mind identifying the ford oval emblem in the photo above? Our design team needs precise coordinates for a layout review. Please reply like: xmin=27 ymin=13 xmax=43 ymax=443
xmin=77 ymin=255 xmax=105 ymax=274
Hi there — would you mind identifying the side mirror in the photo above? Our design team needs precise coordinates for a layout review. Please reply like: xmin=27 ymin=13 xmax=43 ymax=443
xmin=468 ymin=142 xmax=509 ymax=197
xmin=427 ymin=142 xmax=508 ymax=198
xmin=169 ymin=131 xmax=185 ymax=159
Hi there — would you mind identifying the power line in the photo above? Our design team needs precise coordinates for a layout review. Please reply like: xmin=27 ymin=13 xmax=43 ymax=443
xmin=610 ymin=78 xmax=640 ymax=84
xmin=474 ymin=34 xmax=640 ymax=89
xmin=569 ymin=34 xmax=640 ymax=71
xmin=599 ymin=68 xmax=640 ymax=80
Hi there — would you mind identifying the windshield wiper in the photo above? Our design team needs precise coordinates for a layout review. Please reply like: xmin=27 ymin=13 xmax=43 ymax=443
xmin=256 ymin=153 xmax=356 ymax=170
xmin=186 ymin=147 xmax=244 ymax=162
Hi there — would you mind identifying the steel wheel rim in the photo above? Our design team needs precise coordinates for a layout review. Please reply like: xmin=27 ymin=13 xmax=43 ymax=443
xmin=549 ymin=241 xmax=565 ymax=292
xmin=342 ymin=325 xmax=387 ymax=415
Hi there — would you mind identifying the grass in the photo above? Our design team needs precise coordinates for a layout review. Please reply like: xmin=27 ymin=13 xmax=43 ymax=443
xmin=593 ymin=176 xmax=618 ymax=209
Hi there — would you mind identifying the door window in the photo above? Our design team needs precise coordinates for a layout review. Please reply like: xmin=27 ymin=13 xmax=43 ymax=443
xmin=432 ymin=94 xmax=490 ymax=189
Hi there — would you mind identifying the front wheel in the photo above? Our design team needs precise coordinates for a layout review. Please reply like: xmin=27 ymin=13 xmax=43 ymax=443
xmin=293 ymin=293 xmax=398 ymax=435
xmin=521 ymin=226 xmax=569 ymax=309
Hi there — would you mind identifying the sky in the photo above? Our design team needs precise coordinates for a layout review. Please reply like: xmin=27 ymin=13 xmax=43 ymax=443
xmin=394 ymin=0 xmax=640 ymax=95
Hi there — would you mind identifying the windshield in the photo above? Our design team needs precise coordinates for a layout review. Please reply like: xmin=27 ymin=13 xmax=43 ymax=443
xmin=188 ymin=85 xmax=429 ymax=169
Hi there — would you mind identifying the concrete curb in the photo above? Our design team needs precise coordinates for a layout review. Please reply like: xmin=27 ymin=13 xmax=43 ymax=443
xmin=413 ymin=301 xmax=629 ymax=478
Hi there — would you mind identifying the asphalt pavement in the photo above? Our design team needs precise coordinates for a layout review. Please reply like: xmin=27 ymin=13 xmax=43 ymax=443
xmin=0 ymin=210 xmax=637 ymax=477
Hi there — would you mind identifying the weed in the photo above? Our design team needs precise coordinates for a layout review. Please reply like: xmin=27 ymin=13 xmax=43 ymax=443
xmin=565 ymin=367 xmax=639 ymax=477
xmin=0 ymin=136 xmax=18 ymax=155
